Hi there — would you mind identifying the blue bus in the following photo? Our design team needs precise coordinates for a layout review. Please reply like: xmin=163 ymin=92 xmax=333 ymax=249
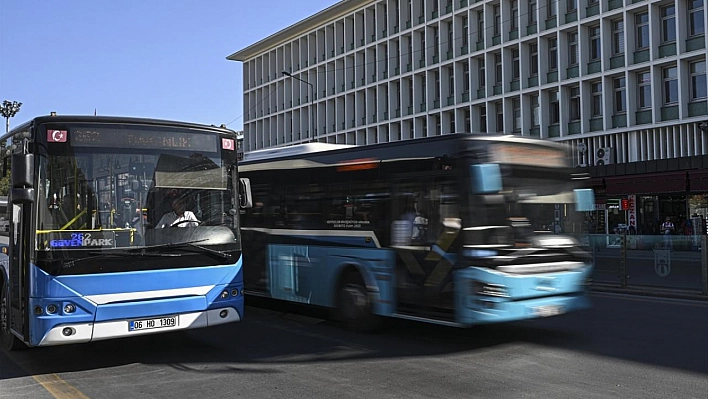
xmin=1 ymin=115 xmax=252 ymax=349
xmin=239 ymin=133 xmax=594 ymax=330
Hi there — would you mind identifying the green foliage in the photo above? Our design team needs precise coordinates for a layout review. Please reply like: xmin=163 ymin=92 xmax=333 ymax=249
xmin=0 ymin=174 xmax=8 ymax=196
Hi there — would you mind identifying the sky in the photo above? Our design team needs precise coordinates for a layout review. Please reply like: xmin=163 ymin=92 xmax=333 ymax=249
xmin=0 ymin=0 xmax=339 ymax=132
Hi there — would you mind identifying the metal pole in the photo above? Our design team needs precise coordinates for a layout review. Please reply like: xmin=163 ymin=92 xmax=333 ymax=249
xmin=282 ymin=71 xmax=314 ymax=141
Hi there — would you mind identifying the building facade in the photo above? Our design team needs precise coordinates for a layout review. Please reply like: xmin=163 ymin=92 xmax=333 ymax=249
xmin=229 ymin=0 xmax=708 ymax=236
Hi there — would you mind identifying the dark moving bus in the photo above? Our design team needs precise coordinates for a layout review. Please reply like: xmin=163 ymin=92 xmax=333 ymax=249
xmin=239 ymin=133 xmax=595 ymax=330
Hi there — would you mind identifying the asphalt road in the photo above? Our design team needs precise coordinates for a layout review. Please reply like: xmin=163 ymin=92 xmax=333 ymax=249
xmin=1 ymin=293 xmax=706 ymax=399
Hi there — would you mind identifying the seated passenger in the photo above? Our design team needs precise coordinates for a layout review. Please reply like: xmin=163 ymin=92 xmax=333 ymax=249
xmin=156 ymin=197 xmax=200 ymax=228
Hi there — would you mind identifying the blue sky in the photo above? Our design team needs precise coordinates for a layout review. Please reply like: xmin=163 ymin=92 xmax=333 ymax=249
xmin=0 ymin=0 xmax=338 ymax=131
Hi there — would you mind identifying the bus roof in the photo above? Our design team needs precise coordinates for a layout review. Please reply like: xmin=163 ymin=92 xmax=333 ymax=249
xmin=243 ymin=142 xmax=354 ymax=162
xmin=2 ymin=115 xmax=237 ymax=142
xmin=240 ymin=133 xmax=569 ymax=167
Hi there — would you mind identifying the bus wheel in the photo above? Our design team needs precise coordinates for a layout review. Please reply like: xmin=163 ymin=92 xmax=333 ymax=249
xmin=1 ymin=282 xmax=23 ymax=351
xmin=336 ymin=273 xmax=380 ymax=332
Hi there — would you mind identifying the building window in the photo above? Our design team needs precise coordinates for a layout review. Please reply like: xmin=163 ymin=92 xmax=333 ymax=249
xmin=591 ymin=82 xmax=602 ymax=117
xmin=495 ymin=52 xmax=502 ymax=84
xmin=512 ymin=48 xmax=520 ymax=80
xmin=569 ymin=86 xmax=580 ymax=121
xmin=447 ymin=22 xmax=453 ymax=53
xmin=513 ymin=98 xmax=521 ymax=132
xmin=463 ymin=62 xmax=470 ymax=94
xmin=495 ymin=102 xmax=504 ymax=132
xmin=567 ymin=0 xmax=577 ymax=12
xmin=549 ymin=90 xmax=560 ymax=124
xmin=529 ymin=1 xmax=537 ymax=24
xmin=612 ymin=19 xmax=624 ymax=55
xmin=663 ymin=66 xmax=679 ymax=104
xmin=568 ymin=31 xmax=579 ymax=66
xmin=689 ymin=0 xmax=705 ymax=37
xmin=462 ymin=16 xmax=469 ymax=46
xmin=636 ymin=12 xmax=649 ymax=49
xmin=435 ymin=71 xmax=441 ymax=101
xmin=549 ymin=37 xmax=558 ymax=71
xmin=691 ymin=60 xmax=707 ymax=100
xmin=530 ymin=43 xmax=539 ymax=76
xmin=478 ymin=57 xmax=486 ymax=89
xmin=448 ymin=67 xmax=454 ymax=98
xmin=638 ymin=71 xmax=652 ymax=109
xmin=588 ymin=0 xmax=598 ymax=4
xmin=480 ymin=105 xmax=487 ymax=132
xmin=589 ymin=25 xmax=601 ymax=60
xmin=531 ymin=95 xmax=540 ymax=126
xmin=493 ymin=4 xmax=501 ymax=36
xmin=477 ymin=10 xmax=485 ymax=42
xmin=614 ymin=77 xmax=626 ymax=113
xmin=661 ymin=4 xmax=676 ymax=43
xmin=547 ymin=0 xmax=557 ymax=18
xmin=510 ymin=0 xmax=519 ymax=30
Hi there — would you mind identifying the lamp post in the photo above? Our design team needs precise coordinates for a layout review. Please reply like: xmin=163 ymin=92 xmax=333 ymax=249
xmin=0 ymin=100 xmax=22 ymax=135
xmin=282 ymin=71 xmax=316 ymax=142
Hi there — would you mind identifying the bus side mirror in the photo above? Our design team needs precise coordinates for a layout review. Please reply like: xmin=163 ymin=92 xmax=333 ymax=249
xmin=11 ymin=153 xmax=35 ymax=204
xmin=470 ymin=164 xmax=502 ymax=194
xmin=238 ymin=178 xmax=253 ymax=209
xmin=574 ymin=189 xmax=595 ymax=212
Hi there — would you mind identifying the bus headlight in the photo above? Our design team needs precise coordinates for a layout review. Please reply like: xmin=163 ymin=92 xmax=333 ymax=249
xmin=231 ymin=288 xmax=239 ymax=297
xmin=471 ymin=281 xmax=509 ymax=297
xmin=220 ymin=290 xmax=229 ymax=299
xmin=534 ymin=236 xmax=576 ymax=248
xmin=64 ymin=303 xmax=76 ymax=314
xmin=46 ymin=304 xmax=58 ymax=314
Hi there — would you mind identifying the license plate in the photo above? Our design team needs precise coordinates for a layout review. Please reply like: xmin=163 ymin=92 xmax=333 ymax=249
xmin=533 ymin=305 xmax=565 ymax=317
xmin=129 ymin=315 xmax=179 ymax=331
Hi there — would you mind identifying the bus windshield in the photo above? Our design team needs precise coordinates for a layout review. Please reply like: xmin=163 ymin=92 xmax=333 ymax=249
xmin=34 ymin=123 xmax=240 ymax=274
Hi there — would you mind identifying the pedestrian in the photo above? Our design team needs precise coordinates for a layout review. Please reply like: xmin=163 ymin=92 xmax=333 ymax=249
xmin=661 ymin=217 xmax=674 ymax=249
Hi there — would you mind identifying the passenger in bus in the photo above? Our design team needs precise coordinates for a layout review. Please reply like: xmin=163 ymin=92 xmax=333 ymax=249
xmin=156 ymin=197 xmax=200 ymax=228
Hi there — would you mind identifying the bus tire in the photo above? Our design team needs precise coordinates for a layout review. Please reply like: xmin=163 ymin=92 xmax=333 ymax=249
xmin=336 ymin=272 xmax=380 ymax=332
xmin=1 ymin=281 xmax=24 ymax=351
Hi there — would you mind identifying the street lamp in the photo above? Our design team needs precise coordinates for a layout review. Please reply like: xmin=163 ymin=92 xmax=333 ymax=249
xmin=699 ymin=121 xmax=708 ymax=133
xmin=282 ymin=71 xmax=316 ymax=142
xmin=0 ymin=100 xmax=22 ymax=135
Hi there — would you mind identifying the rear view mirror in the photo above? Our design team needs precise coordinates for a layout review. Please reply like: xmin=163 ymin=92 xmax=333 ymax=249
xmin=470 ymin=164 xmax=502 ymax=194
xmin=574 ymin=189 xmax=595 ymax=212
xmin=238 ymin=178 xmax=253 ymax=209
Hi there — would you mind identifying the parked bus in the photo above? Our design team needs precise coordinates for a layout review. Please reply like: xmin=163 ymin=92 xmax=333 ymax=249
xmin=239 ymin=133 xmax=594 ymax=330
xmin=0 ymin=115 xmax=252 ymax=349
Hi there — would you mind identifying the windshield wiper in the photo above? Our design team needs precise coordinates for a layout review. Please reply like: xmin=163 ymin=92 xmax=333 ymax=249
xmin=140 ymin=239 xmax=233 ymax=260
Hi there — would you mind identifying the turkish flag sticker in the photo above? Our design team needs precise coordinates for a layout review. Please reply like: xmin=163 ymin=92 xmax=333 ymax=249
xmin=47 ymin=129 xmax=67 ymax=143
xmin=222 ymin=138 xmax=234 ymax=151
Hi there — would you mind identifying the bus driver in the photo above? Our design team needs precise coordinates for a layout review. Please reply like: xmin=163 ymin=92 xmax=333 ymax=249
xmin=157 ymin=197 xmax=200 ymax=228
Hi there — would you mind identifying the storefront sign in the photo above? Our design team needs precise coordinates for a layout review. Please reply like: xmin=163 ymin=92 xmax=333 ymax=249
xmin=607 ymin=199 xmax=620 ymax=209
xmin=627 ymin=195 xmax=636 ymax=231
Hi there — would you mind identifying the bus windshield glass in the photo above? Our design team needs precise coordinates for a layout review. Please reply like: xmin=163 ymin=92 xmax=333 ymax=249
xmin=34 ymin=123 xmax=240 ymax=274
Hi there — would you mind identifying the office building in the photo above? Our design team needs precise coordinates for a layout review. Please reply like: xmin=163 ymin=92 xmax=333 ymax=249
xmin=229 ymin=0 xmax=707 ymax=235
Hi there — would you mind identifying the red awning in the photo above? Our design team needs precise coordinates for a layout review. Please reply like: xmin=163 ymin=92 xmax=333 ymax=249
xmin=604 ymin=171 xmax=687 ymax=195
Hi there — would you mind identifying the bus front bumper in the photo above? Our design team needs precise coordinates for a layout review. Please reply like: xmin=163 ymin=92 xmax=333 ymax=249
xmin=37 ymin=307 xmax=240 ymax=346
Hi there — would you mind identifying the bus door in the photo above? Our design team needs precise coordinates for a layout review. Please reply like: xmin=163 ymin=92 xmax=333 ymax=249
xmin=7 ymin=152 xmax=36 ymax=344
xmin=390 ymin=175 xmax=460 ymax=317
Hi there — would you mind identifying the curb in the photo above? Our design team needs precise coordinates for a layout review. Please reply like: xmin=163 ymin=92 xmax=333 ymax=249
xmin=590 ymin=285 xmax=708 ymax=301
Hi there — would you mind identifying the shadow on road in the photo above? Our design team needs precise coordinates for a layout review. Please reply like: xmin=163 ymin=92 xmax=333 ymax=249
xmin=1 ymin=293 xmax=706 ymax=380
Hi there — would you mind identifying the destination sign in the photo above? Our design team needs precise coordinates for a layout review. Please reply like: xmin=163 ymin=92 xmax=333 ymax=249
xmin=67 ymin=127 xmax=218 ymax=152
xmin=45 ymin=231 xmax=117 ymax=249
